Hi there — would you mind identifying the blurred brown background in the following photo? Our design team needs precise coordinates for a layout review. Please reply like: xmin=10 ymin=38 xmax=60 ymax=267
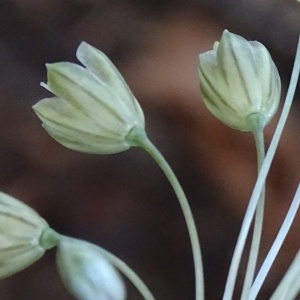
xmin=0 ymin=0 xmax=299 ymax=299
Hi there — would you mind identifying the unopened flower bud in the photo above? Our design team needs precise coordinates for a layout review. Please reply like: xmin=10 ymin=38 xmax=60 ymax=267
xmin=33 ymin=42 xmax=145 ymax=154
xmin=56 ymin=236 xmax=126 ymax=300
xmin=0 ymin=192 xmax=57 ymax=278
xmin=198 ymin=30 xmax=281 ymax=131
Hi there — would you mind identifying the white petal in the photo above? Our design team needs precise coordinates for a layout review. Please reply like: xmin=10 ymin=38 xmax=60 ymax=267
xmin=76 ymin=42 xmax=145 ymax=126
xmin=46 ymin=62 xmax=135 ymax=132
xmin=217 ymin=30 xmax=261 ymax=112
xmin=57 ymin=237 xmax=126 ymax=300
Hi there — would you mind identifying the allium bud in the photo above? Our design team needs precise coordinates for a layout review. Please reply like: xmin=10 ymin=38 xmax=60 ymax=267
xmin=0 ymin=192 xmax=56 ymax=278
xmin=33 ymin=42 xmax=145 ymax=154
xmin=56 ymin=237 xmax=126 ymax=300
xmin=198 ymin=30 xmax=281 ymax=131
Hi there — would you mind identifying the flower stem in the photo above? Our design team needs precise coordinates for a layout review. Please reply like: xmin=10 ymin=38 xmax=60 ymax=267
xmin=270 ymin=230 xmax=300 ymax=300
xmin=249 ymin=183 xmax=300 ymax=299
xmin=127 ymin=126 xmax=204 ymax=300
xmin=100 ymin=247 xmax=156 ymax=300
xmin=241 ymin=128 xmax=265 ymax=300
xmin=222 ymin=36 xmax=300 ymax=300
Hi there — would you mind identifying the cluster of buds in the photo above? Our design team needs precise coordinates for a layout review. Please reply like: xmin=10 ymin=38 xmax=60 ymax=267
xmin=0 ymin=30 xmax=282 ymax=300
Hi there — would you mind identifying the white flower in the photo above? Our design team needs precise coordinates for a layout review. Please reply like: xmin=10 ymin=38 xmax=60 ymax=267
xmin=33 ymin=42 xmax=145 ymax=154
xmin=199 ymin=30 xmax=281 ymax=131
xmin=56 ymin=236 xmax=126 ymax=300
xmin=0 ymin=192 xmax=55 ymax=278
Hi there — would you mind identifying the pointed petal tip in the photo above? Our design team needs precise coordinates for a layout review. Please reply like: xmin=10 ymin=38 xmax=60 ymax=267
xmin=220 ymin=29 xmax=242 ymax=43
xmin=77 ymin=41 xmax=88 ymax=52
xmin=221 ymin=29 xmax=232 ymax=40
xmin=45 ymin=63 xmax=61 ymax=74
xmin=76 ymin=41 xmax=94 ymax=60
xmin=45 ymin=63 xmax=53 ymax=69
xmin=213 ymin=41 xmax=219 ymax=51
xmin=79 ymin=41 xmax=88 ymax=47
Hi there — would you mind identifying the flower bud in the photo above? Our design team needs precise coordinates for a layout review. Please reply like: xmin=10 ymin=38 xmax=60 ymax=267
xmin=56 ymin=236 xmax=126 ymax=300
xmin=198 ymin=30 xmax=281 ymax=131
xmin=33 ymin=41 xmax=145 ymax=154
xmin=0 ymin=192 xmax=55 ymax=278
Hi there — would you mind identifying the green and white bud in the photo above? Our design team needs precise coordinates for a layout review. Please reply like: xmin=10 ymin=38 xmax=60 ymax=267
xmin=56 ymin=236 xmax=126 ymax=300
xmin=199 ymin=30 xmax=281 ymax=131
xmin=33 ymin=41 xmax=145 ymax=154
xmin=0 ymin=192 xmax=57 ymax=278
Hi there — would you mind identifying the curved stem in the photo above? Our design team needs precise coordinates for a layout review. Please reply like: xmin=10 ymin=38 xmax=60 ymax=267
xmin=127 ymin=127 xmax=204 ymax=300
xmin=100 ymin=247 xmax=156 ymax=300
xmin=222 ymin=36 xmax=300 ymax=300
xmin=241 ymin=128 xmax=265 ymax=300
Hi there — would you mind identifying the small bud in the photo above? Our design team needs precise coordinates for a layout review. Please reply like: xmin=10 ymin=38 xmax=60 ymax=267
xmin=0 ymin=192 xmax=55 ymax=278
xmin=33 ymin=42 xmax=145 ymax=154
xmin=198 ymin=30 xmax=281 ymax=131
xmin=56 ymin=236 xmax=126 ymax=300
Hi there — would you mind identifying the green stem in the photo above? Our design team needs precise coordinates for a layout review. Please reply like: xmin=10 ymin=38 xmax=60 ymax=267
xmin=250 ymin=183 xmax=300 ymax=299
xmin=127 ymin=127 xmax=204 ymax=300
xmin=270 ymin=248 xmax=300 ymax=300
xmin=222 ymin=36 xmax=300 ymax=300
xmin=241 ymin=128 xmax=265 ymax=300
xmin=100 ymin=248 xmax=156 ymax=300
